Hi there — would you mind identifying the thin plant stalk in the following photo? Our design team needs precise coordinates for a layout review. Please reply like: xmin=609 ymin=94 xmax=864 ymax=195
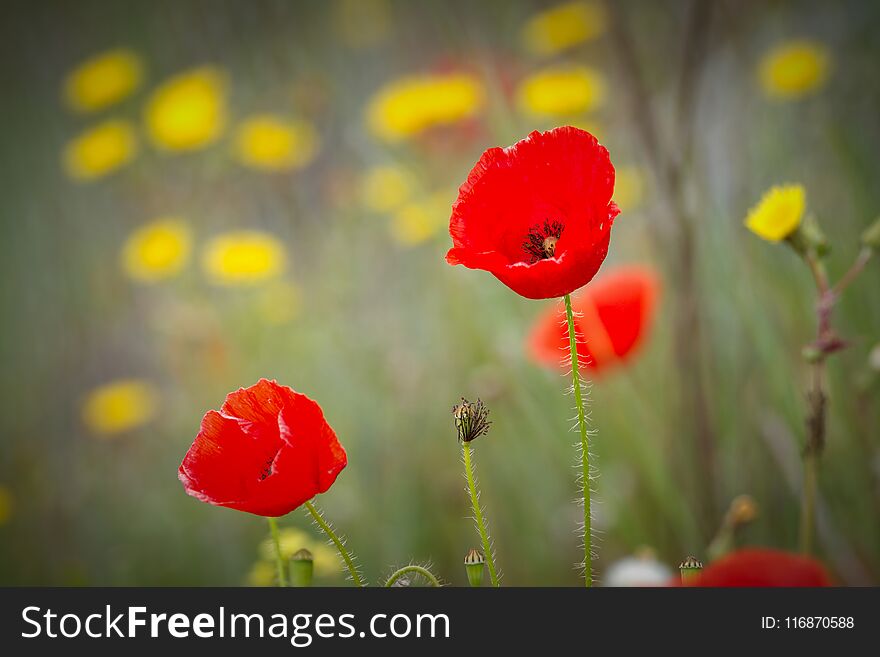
xmin=564 ymin=293 xmax=592 ymax=587
xmin=462 ymin=441 xmax=500 ymax=587
xmin=267 ymin=517 xmax=288 ymax=587
xmin=384 ymin=565 xmax=442 ymax=587
xmin=304 ymin=500 xmax=364 ymax=587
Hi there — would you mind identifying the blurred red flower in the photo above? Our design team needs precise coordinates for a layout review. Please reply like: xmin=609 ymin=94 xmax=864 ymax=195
xmin=683 ymin=549 xmax=832 ymax=587
xmin=446 ymin=126 xmax=618 ymax=299
xmin=179 ymin=379 xmax=347 ymax=517
xmin=527 ymin=266 xmax=660 ymax=375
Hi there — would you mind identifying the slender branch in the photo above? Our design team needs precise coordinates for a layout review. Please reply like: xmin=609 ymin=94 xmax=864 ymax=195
xmin=832 ymin=247 xmax=873 ymax=296
xmin=384 ymin=565 xmax=442 ymax=588
xmin=304 ymin=500 xmax=364 ymax=587
xmin=564 ymin=294 xmax=592 ymax=587
xmin=267 ymin=517 xmax=288 ymax=587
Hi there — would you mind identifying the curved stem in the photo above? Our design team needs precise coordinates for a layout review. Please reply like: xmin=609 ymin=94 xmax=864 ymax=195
xmin=267 ymin=517 xmax=288 ymax=587
xmin=304 ymin=500 xmax=364 ymax=587
xmin=384 ymin=565 xmax=442 ymax=587
xmin=564 ymin=293 xmax=592 ymax=587
xmin=462 ymin=441 xmax=500 ymax=587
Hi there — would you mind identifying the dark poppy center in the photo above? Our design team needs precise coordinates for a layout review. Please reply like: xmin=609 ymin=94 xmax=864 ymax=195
xmin=522 ymin=219 xmax=564 ymax=263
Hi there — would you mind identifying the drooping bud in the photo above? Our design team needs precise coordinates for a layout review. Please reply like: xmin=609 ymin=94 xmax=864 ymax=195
xmin=289 ymin=548 xmax=314 ymax=587
xmin=464 ymin=548 xmax=485 ymax=587
xmin=679 ymin=555 xmax=703 ymax=584
xmin=452 ymin=398 xmax=491 ymax=443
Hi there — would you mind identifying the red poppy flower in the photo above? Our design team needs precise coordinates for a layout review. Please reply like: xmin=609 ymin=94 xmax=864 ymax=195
xmin=178 ymin=379 xmax=347 ymax=517
xmin=682 ymin=549 xmax=832 ymax=587
xmin=527 ymin=265 xmax=660 ymax=375
xmin=446 ymin=126 xmax=618 ymax=299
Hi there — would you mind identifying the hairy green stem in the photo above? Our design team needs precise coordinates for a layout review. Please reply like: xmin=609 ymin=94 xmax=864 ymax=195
xmin=462 ymin=441 xmax=500 ymax=587
xmin=564 ymin=293 xmax=592 ymax=587
xmin=304 ymin=500 xmax=364 ymax=587
xmin=384 ymin=565 xmax=442 ymax=587
xmin=267 ymin=517 xmax=288 ymax=587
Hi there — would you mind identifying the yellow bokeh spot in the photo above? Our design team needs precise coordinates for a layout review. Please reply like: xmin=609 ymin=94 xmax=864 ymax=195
xmin=63 ymin=119 xmax=138 ymax=181
xmin=614 ymin=166 xmax=646 ymax=213
xmin=518 ymin=66 xmax=606 ymax=117
xmin=202 ymin=230 xmax=286 ymax=286
xmin=334 ymin=0 xmax=392 ymax=48
xmin=522 ymin=1 xmax=607 ymax=56
xmin=145 ymin=67 xmax=228 ymax=151
xmin=0 ymin=486 xmax=12 ymax=526
xmin=64 ymin=48 xmax=144 ymax=113
xmin=234 ymin=115 xmax=319 ymax=171
xmin=250 ymin=528 xmax=341 ymax=584
xmin=82 ymin=379 xmax=158 ymax=436
xmin=389 ymin=192 xmax=450 ymax=246
xmin=121 ymin=217 xmax=192 ymax=283
xmin=360 ymin=165 xmax=415 ymax=213
xmin=758 ymin=40 xmax=830 ymax=100
xmin=256 ymin=280 xmax=301 ymax=326
xmin=745 ymin=184 xmax=806 ymax=242
xmin=367 ymin=73 xmax=484 ymax=142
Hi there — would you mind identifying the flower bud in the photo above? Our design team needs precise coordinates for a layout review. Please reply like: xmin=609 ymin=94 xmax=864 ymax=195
xmin=464 ymin=548 xmax=485 ymax=587
xmin=861 ymin=217 xmax=880 ymax=250
xmin=728 ymin=495 xmax=758 ymax=527
xmin=679 ymin=555 xmax=703 ymax=584
xmin=289 ymin=548 xmax=314 ymax=587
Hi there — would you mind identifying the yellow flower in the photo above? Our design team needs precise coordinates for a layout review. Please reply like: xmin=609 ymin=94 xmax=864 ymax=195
xmin=745 ymin=184 xmax=806 ymax=242
xmin=145 ymin=67 xmax=228 ymax=151
xmin=121 ymin=217 xmax=192 ymax=283
xmin=0 ymin=486 xmax=12 ymax=526
xmin=360 ymin=165 xmax=415 ymax=213
xmin=234 ymin=115 xmax=319 ymax=171
xmin=254 ymin=527 xmax=341 ymax=581
xmin=389 ymin=192 xmax=449 ymax=246
xmin=518 ymin=66 xmax=606 ymax=117
xmin=202 ymin=230 xmax=286 ymax=286
xmin=64 ymin=49 xmax=144 ymax=113
xmin=367 ymin=73 xmax=484 ymax=142
xmin=82 ymin=379 xmax=158 ymax=436
xmin=522 ymin=1 xmax=607 ymax=56
xmin=614 ymin=166 xmax=646 ymax=212
xmin=256 ymin=280 xmax=301 ymax=326
xmin=62 ymin=119 xmax=138 ymax=181
xmin=758 ymin=40 xmax=830 ymax=100
xmin=333 ymin=0 xmax=392 ymax=48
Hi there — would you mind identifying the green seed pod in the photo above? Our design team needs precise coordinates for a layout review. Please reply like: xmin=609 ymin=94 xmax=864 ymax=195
xmin=290 ymin=548 xmax=314 ymax=587
xmin=679 ymin=555 xmax=703 ymax=584
xmin=464 ymin=548 xmax=485 ymax=587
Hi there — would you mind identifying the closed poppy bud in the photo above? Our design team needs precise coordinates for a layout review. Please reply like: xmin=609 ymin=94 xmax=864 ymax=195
xmin=679 ymin=556 xmax=703 ymax=584
xmin=527 ymin=266 xmax=660 ymax=375
xmin=178 ymin=379 xmax=347 ymax=517
xmin=290 ymin=548 xmax=314 ymax=588
xmin=464 ymin=548 xmax=485 ymax=587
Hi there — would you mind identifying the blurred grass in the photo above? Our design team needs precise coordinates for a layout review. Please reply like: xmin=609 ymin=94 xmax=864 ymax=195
xmin=0 ymin=0 xmax=878 ymax=585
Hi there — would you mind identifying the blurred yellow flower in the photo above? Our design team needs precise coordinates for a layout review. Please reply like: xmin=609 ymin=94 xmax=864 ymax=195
xmin=367 ymin=73 xmax=484 ymax=142
xmin=234 ymin=115 xmax=319 ymax=171
xmin=145 ymin=67 xmax=228 ymax=151
xmin=389 ymin=192 xmax=449 ymax=246
xmin=334 ymin=0 xmax=392 ymax=48
xmin=518 ymin=66 xmax=606 ymax=117
xmin=82 ymin=379 xmax=158 ymax=436
xmin=256 ymin=280 xmax=301 ymax=326
xmin=249 ymin=527 xmax=340 ymax=585
xmin=758 ymin=40 xmax=830 ymax=100
xmin=64 ymin=49 xmax=144 ymax=113
xmin=614 ymin=166 xmax=646 ymax=212
xmin=0 ymin=486 xmax=12 ymax=526
xmin=62 ymin=119 xmax=138 ymax=181
xmin=360 ymin=165 xmax=415 ymax=213
xmin=202 ymin=230 xmax=286 ymax=286
xmin=121 ymin=218 xmax=192 ymax=283
xmin=745 ymin=184 xmax=805 ymax=242
xmin=522 ymin=1 xmax=607 ymax=56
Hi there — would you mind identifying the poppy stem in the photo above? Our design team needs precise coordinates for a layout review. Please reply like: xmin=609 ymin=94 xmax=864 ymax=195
xmin=267 ymin=517 xmax=288 ymax=587
xmin=304 ymin=500 xmax=364 ymax=587
xmin=564 ymin=293 xmax=592 ymax=587
xmin=462 ymin=440 xmax=500 ymax=587
xmin=384 ymin=565 xmax=442 ymax=587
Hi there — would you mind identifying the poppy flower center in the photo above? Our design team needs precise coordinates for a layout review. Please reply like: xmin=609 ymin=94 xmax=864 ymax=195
xmin=522 ymin=219 xmax=564 ymax=263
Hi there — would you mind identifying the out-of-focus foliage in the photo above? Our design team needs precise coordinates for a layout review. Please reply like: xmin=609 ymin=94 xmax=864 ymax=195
xmin=0 ymin=0 xmax=878 ymax=586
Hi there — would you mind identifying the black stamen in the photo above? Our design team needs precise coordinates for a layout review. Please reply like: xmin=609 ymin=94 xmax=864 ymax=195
xmin=452 ymin=398 xmax=492 ymax=443
xmin=522 ymin=219 xmax=565 ymax=263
